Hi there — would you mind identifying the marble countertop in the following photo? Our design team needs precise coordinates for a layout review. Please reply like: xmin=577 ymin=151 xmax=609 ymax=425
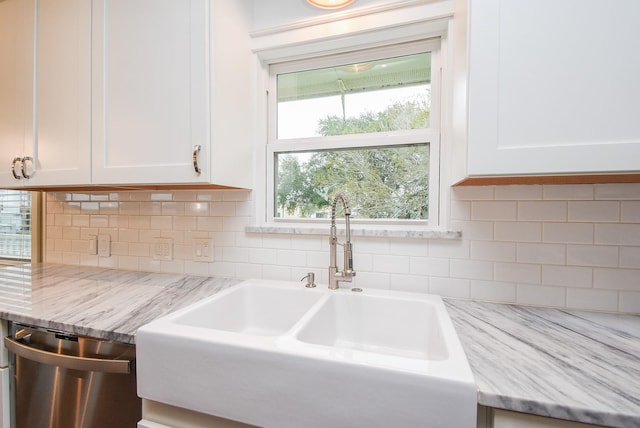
xmin=0 ymin=263 xmax=637 ymax=427
xmin=445 ymin=299 xmax=640 ymax=428
xmin=0 ymin=263 xmax=240 ymax=343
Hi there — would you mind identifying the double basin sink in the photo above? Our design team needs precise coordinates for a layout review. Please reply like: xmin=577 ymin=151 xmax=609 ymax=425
xmin=136 ymin=279 xmax=477 ymax=427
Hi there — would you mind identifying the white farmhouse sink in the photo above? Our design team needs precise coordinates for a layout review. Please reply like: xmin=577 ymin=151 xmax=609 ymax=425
xmin=295 ymin=292 xmax=449 ymax=360
xmin=173 ymin=281 xmax=323 ymax=336
xmin=136 ymin=279 xmax=476 ymax=428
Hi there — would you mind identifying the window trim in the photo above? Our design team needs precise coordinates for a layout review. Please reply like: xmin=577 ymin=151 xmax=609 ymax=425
xmin=265 ymin=39 xmax=442 ymax=227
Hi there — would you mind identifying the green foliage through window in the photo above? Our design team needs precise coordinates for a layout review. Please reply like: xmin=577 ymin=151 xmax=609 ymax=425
xmin=273 ymin=48 xmax=432 ymax=221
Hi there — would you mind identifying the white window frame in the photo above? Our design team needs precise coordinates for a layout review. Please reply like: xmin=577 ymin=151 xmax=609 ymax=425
xmin=248 ymin=0 xmax=456 ymax=237
xmin=266 ymin=39 xmax=442 ymax=228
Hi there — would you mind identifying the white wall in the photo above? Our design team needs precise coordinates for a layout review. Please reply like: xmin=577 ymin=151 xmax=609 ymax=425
xmin=251 ymin=0 xmax=398 ymax=32
xmin=45 ymin=183 xmax=640 ymax=314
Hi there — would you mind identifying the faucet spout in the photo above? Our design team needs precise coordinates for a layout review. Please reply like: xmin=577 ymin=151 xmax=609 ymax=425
xmin=329 ymin=192 xmax=356 ymax=290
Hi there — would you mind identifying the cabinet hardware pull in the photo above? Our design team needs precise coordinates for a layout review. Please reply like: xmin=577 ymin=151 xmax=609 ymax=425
xmin=4 ymin=336 xmax=132 ymax=374
xmin=11 ymin=157 xmax=22 ymax=180
xmin=21 ymin=156 xmax=34 ymax=179
xmin=193 ymin=145 xmax=202 ymax=175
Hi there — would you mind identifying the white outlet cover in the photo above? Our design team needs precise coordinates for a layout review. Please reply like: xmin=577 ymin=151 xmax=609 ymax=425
xmin=153 ymin=238 xmax=173 ymax=261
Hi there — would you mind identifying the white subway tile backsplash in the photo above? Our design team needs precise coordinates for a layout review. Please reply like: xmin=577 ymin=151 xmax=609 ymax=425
xmin=566 ymin=288 xmax=618 ymax=312
xmin=470 ymin=241 xmax=517 ymax=262
xmin=594 ymin=268 xmax=640 ymax=291
xmin=450 ymin=220 xmax=494 ymax=241
xmin=517 ymin=284 xmax=566 ymax=307
xmin=541 ymin=265 xmax=593 ymax=288
xmin=389 ymin=274 xmax=429 ymax=293
xmin=450 ymin=259 xmax=493 ymax=280
xmin=495 ymin=262 xmax=541 ymax=284
xmin=450 ymin=200 xmax=471 ymax=221
xmin=276 ymin=249 xmax=307 ymax=267
xmin=543 ymin=184 xmax=594 ymax=200
xmin=389 ymin=240 xmax=428 ymax=257
xmin=517 ymin=201 xmax=567 ymax=222
xmin=472 ymin=201 xmax=517 ymax=221
xmin=89 ymin=215 xmax=109 ymax=228
xmin=139 ymin=202 xmax=162 ymax=216
xmin=185 ymin=202 xmax=210 ymax=216
xmin=451 ymin=186 xmax=494 ymax=201
xmin=595 ymin=183 xmax=640 ymax=200
xmin=494 ymin=221 xmax=541 ymax=242
xmin=621 ymin=201 xmax=640 ymax=223
xmin=595 ymin=224 xmax=640 ymax=246
xmin=470 ymin=280 xmax=517 ymax=303
xmin=619 ymin=291 xmax=640 ymax=313
xmin=567 ymin=245 xmax=619 ymax=268
xmin=372 ymin=254 xmax=410 ymax=274
xmin=353 ymin=271 xmax=390 ymax=290
xmin=495 ymin=185 xmax=542 ymax=200
xmin=408 ymin=257 xmax=450 ymax=277
xmin=517 ymin=243 xmax=566 ymax=265
xmin=429 ymin=240 xmax=469 ymax=259
xmin=44 ymin=184 xmax=640 ymax=314
xmin=542 ymin=223 xmax=593 ymax=244
xmin=620 ymin=247 xmax=640 ymax=268
xmin=568 ymin=201 xmax=620 ymax=223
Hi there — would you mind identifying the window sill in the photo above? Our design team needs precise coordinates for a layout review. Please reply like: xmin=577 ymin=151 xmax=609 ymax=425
xmin=245 ymin=224 xmax=462 ymax=240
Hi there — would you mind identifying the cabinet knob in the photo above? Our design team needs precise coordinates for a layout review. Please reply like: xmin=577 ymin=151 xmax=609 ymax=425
xmin=192 ymin=145 xmax=202 ymax=175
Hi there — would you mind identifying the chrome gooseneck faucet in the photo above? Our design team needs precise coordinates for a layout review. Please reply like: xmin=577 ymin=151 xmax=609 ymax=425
xmin=328 ymin=192 xmax=356 ymax=290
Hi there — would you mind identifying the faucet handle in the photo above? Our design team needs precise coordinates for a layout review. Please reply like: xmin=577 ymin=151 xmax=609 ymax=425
xmin=300 ymin=272 xmax=316 ymax=288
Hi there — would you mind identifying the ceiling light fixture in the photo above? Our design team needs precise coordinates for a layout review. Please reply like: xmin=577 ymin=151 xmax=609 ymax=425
xmin=307 ymin=0 xmax=356 ymax=10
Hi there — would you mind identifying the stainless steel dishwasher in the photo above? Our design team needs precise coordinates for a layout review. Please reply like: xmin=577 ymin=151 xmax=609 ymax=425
xmin=4 ymin=322 xmax=141 ymax=428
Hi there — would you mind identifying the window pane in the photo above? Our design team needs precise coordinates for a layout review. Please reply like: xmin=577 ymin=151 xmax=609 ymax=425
xmin=277 ymin=52 xmax=431 ymax=139
xmin=0 ymin=190 xmax=31 ymax=260
xmin=274 ymin=144 xmax=429 ymax=220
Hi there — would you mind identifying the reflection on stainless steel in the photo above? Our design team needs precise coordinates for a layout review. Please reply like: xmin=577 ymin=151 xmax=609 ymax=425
xmin=8 ymin=323 xmax=140 ymax=428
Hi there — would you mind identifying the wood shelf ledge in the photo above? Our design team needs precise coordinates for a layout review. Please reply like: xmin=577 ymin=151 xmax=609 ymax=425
xmin=453 ymin=174 xmax=640 ymax=187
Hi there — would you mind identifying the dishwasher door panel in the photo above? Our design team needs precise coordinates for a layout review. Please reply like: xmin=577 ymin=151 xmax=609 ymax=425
xmin=8 ymin=324 xmax=141 ymax=428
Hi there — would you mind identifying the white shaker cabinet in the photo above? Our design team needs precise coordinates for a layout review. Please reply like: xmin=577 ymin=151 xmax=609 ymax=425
xmin=0 ymin=0 xmax=91 ymax=189
xmin=91 ymin=0 xmax=254 ymax=189
xmin=464 ymin=0 xmax=640 ymax=177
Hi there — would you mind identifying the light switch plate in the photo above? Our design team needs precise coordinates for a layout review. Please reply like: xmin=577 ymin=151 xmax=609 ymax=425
xmin=193 ymin=238 xmax=214 ymax=262
xmin=153 ymin=238 xmax=173 ymax=261
xmin=88 ymin=235 xmax=98 ymax=255
xmin=97 ymin=234 xmax=111 ymax=257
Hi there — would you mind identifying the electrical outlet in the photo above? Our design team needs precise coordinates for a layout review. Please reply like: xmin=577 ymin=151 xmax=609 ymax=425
xmin=193 ymin=238 xmax=214 ymax=262
xmin=88 ymin=235 xmax=98 ymax=255
xmin=153 ymin=238 xmax=173 ymax=261
xmin=97 ymin=234 xmax=111 ymax=257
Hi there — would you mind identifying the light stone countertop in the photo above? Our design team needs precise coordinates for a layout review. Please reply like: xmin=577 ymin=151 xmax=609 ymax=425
xmin=0 ymin=263 xmax=241 ymax=344
xmin=445 ymin=299 xmax=640 ymax=428
xmin=0 ymin=263 xmax=637 ymax=427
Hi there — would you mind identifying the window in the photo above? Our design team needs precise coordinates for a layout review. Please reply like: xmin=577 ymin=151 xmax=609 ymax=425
xmin=267 ymin=40 xmax=441 ymax=226
xmin=0 ymin=190 xmax=32 ymax=261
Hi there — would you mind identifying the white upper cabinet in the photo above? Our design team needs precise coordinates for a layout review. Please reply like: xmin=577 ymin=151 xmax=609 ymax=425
xmin=464 ymin=0 xmax=640 ymax=177
xmin=0 ymin=0 xmax=91 ymax=188
xmin=92 ymin=0 xmax=254 ymax=188
xmin=0 ymin=0 xmax=253 ymax=190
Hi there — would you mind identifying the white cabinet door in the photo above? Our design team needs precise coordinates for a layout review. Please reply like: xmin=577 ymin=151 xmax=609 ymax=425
xmin=0 ymin=0 xmax=91 ymax=188
xmin=466 ymin=0 xmax=640 ymax=176
xmin=27 ymin=0 xmax=92 ymax=187
xmin=91 ymin=0 xmax=210 ymax=185
xmin=0 ymin=0 xmax=34 ymax=188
